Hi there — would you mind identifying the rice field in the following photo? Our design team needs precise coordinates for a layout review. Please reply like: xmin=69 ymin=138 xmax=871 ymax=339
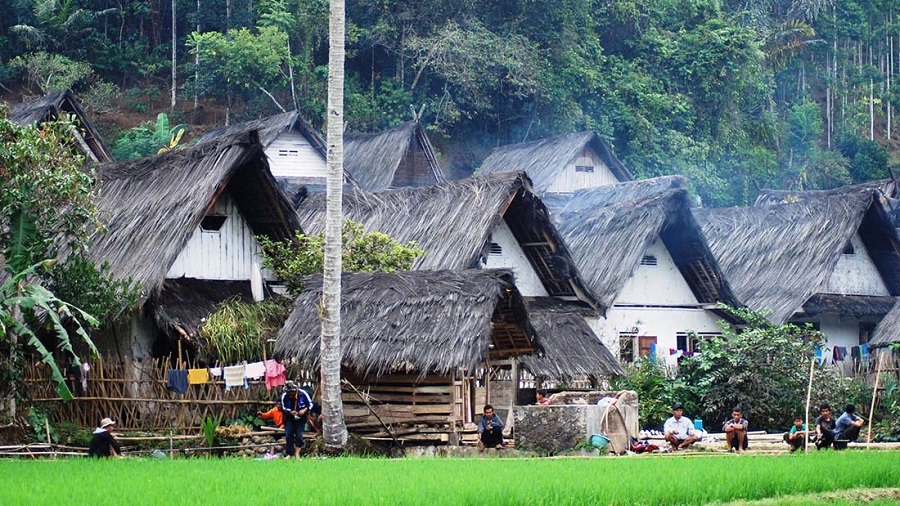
xmin=0 ymin=451 xmax=898 ymax=505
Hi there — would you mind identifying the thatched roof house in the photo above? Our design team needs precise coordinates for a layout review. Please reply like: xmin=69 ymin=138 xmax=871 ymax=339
xmin=693 ymin=191 xmax=900 ymax=326
xmin=519 ymin=298 xmax=625 ymax=380
xmin=7 ymin=89 xmax=113 ymax=162
xmin=295 ymin=171 xmax=599 ymax=308
xmin=344 ymin=120 xmax=445 ymax=191
xmin=870 ymin=299 xmax=900 ymax=346
xmin=197 ymin=110 xmax=354 ymax=194
xmin=549 ymin=177 xmax=736 ymax=311
xmin=275 ymin=269 xmax=537 ymax=376
xmin=87 ymin=130 xmax=299 ymax=354
xmin=478 ymin=131 xmax=632 ymax=194
xmin=754 ymin=180 xmax=898 ymax=206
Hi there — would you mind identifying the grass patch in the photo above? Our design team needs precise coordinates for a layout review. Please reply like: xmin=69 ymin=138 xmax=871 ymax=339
xmin=0 ymin=452 xmax=897 ymax=505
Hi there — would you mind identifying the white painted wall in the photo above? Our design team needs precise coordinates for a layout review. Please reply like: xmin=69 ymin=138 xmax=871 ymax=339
xmin=825 ymin=233 xmax=890 ymax=296
xmin=616 ymin=239 xmax=699 ymax=305
xmin=482 ymin=219 xmax=549 ymax=296
xmin=264 ymin=130 xmax=326 ymax=179
xmin=792 ymin=314 xmax=880 ymax=352
xmin=166 ymin=193 xmax=267 ymax=281
xmin=587 ymin=308 xmax=723 ymax=360
xmin=544 ymin=146 xmax=621 ymax=193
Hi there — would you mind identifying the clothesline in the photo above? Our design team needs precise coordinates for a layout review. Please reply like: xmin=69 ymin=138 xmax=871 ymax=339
xmin=166 ymin=359 xmax=287 ymax=395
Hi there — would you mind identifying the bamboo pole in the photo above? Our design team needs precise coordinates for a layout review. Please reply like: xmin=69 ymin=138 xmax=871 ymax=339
xmin=867 ymin=353 xmax=885 ymax=449
xmin=804 ymin=357 xmax=815 ymax=453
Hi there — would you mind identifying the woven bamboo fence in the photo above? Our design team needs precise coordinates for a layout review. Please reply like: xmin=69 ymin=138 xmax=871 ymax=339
xmin=23 ymin=356 xmax=313 ymax=433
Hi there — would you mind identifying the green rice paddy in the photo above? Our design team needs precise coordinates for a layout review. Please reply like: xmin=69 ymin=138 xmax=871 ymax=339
xmin=0 ymin=451 xmax=898 ymax=505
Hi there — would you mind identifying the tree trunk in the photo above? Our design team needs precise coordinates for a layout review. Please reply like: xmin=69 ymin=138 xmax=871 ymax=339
xmin=171 ymin=0 xmax=177 ymax=109
xmin=194 ymin=0 xmax=200 ymax=111
xmin=321 ymin=0 xmax=348 ymax=450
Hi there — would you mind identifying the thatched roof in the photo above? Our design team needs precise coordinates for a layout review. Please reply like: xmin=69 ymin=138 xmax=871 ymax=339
xmin=870 ymin=298 xmax=900 ymax=346
xmin=548 ymin=178 xmax=736 ymax=310
xmin=477 ymin=131 xmax=632 ymax=194
xmin=274 ymin=269 xmax=537 ymax=376
xmin=344 ymin=120 xmax=445 ymax=191
xmin=86 ymin=130 xmax=299 ymax=300
xmin=294 ymin=171 xmax=599 ymax=308
xmin=754 ymin=180 xmax=898 ymax=206
xmin=801 ymin=293 xmax=896 ymax=318
xmin=152 ymin=278 xmax=253 ymax=342
xmin=519 ymin=298 xmax=624 ymax=380
xmin=197 ymin=110 xmax=326 ymax=155
xmin=694 ymin=192 xmax=900 ymax=324
xmin=7 ymin=89 xmax=113 ymax=162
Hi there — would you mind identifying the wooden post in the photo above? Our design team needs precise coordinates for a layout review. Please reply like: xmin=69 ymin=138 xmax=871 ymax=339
xmin=867 ymin=352 xmax=885 ymax=448
xmin=177 ymin=340 xmax=183 ymax=370
xmin=804 ymin=357 xmax=815 ymax=453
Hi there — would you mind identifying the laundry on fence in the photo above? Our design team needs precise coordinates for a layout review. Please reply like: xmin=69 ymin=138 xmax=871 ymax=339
xmin=245 ymin=361 xmax=266 ymax=380
xmin=187 ymin=368 xmax=210 ymax=385
xmin=223 ymin=364 xmax=248 ymax=391
xmin=264 ymin=359 xmax=286 ymax=390
xmin=166 ymin=369 xmax=189 ymax=394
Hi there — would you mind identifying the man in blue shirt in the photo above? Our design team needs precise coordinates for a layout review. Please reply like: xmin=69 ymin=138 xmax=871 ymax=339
xmin=834 ymin=403 xmax=865 ymax=445
xmin=280 ymin=381 xmax=311 ymax=458
xmin=477 ymin=404 xmax=504 ymax=450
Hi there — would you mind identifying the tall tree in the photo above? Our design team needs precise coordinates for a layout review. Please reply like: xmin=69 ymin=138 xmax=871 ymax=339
xmin=321 ymin=0 xmax=348 ymax=449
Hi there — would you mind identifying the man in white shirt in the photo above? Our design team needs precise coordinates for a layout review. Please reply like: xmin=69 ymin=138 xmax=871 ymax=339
xmin=664 ymin=403 xmax=699 ymax=450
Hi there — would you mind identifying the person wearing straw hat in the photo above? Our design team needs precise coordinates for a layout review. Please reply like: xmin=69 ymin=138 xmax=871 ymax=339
xmin=88 ymin=417 xmax=122 ymax=458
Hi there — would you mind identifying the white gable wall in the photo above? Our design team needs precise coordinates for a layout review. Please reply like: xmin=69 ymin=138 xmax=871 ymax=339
xmin=544 ymin=146 xmax=620 ymax=193
xmin=166 ymin=193 xmax=267 ymax=282
xmin=825 ymin=233 xmax=890 ymax=296
xmin=264 ymin=130 xmax=326 ymax=179
xmin=586 ymin=308 xmax=722 ymax=361
xmin=617 ymin=239 xmax=699 ymax=305
xmin=482 ymin=219 xmax=549 ymax=296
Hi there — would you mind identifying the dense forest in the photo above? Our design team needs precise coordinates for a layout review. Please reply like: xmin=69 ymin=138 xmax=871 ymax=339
xmin=2 ymin=0 xmax=900 ymax=206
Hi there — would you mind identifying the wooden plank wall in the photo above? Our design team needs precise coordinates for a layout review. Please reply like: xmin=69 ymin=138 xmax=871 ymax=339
xmin=342 ymin=373 xmax=457 ymax=440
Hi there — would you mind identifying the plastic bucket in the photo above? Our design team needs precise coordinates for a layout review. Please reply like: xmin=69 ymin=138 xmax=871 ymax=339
xmin=694 ymin=419 xmax=703 ymax=431
xmin=589 ymin=434 xmax=610 ymax=449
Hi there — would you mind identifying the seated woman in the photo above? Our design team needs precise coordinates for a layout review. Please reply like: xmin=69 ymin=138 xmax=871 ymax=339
xmin=88 ymin=418 xmax=122 ymax=458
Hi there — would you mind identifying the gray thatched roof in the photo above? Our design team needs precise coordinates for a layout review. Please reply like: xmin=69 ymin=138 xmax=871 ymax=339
xmin=344 ymin=120 xmax=445 ymax=191
xmin=755 ymin=180 xmax=898 ymax=206
xmin=7 ymin=89 xmax=113 ymax=162
xmin=274 ymin=269 xmax=537 ymax=376
xmin=694 ymin=192 xmax=900 ymax=324
xmin=801 ymin=293 xmax=896 ymax=318
xmin=152 ymin=278 xmax=253 ymax=342
xmin=86 ymin=130 xmax=299 ymax=300
xmin=478 ymin=131 xmax=632 ymax=194
xmin=548 ymin=178 xmax=736 ymax=310
xmin=519 ymin=298 xmax=624 ymax=380
xmin=294 ymin=171 xmax=599 ymax=307
xmin=197 ymin=110 xmax=326 ymax=155
xmin=870 ymin=298 xmax=900 ymax=346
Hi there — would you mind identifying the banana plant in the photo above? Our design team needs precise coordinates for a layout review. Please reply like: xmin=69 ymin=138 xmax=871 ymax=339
xmin=2 ymin=209 xmax=98 ymax=403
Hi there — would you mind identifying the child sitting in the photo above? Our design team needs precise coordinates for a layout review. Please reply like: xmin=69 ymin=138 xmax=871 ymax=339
xmin=783 ymin=415 xmax=808 ymax=452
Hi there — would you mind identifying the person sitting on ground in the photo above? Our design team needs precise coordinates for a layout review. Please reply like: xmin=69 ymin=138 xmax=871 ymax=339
xmin=783 ymin=415 xmax=808 ymax=452
xmin=258 ymin=403 xmax=284 ymax=429
xmin=834 ymin=403 xmax=865 ymax=444
xmin=535 ymin=389 xmax=552 ymax=405
xmin=300 ymin=386 xmax=323 ymax=436
xmin=663 ymin=403 xmax=699 ymax=450
xmin=88 ymin=417 xmax=122 ymax=458
xmin=815 ymin=403 xmax=836 ymax=450
xmin=722 ymin=407 xmax=749 ymax=453
xmin=280 ymin=381 xmax=311 ymax=458
xmin=477 ymin=404 xmax=504 ymax=449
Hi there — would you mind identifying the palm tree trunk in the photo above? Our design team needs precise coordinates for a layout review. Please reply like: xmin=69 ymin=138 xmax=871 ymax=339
xmin=171 ymin=0 xmax=177 ymax=110
xmin=321 ymin=0 xmax=348 ymax=450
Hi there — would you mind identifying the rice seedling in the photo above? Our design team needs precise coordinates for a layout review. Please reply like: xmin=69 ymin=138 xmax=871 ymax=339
xmin=0 ymin=451 xmax=896 ymax=505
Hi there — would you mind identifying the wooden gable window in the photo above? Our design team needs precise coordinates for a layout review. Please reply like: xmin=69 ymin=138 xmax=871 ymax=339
xmin=575 ymin=165 xmax=595 ymax=173
xmin=640 ymin=255 xmax=658 ymax=266
xmin=489 ymin=242 xmax=503 ymax=255
xmin=278 ymin=149 xmax=299 ymax=157
xmin=200 ymin=215 xmax=228 ymax=232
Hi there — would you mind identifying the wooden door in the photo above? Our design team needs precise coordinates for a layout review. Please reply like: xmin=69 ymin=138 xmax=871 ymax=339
xmin=639 ymin=336 xmax=658 ymax=358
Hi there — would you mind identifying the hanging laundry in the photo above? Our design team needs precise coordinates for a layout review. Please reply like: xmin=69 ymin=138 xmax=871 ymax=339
xmin=834 ymin=346 xmax=848 ymax=361
xmin=814 ymin=345 xmax=824 ymax=365
xmin=187 ymin=368 xmax=209 ymax=385
xmin=648 ymin=342 xmax=658 ymax=363
xmin=861 ymin=343 xmax=870 ymax=361
xmin=65 ymin=363 xmax=83 ymax=397
xmin=245 ymin=361 xmax=266 ymax=380
xmin=223 ymin=364 xmax=247 ymax=391
xmin=264 ymin=359 xmax=286 ymax=390
xmin=669 ymin=348 xmax=677 ymax=355
xmin=208 ymin=367 xmax=222 ymax=379
xmin=851 ymin=346 xmax=861 ymax=360
xmin=166 ymin=369 xmax=189 ymax=394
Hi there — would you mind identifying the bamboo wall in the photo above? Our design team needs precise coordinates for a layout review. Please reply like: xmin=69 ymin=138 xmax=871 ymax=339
xmin=23 ymin=357 xmax=301 ymax=433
